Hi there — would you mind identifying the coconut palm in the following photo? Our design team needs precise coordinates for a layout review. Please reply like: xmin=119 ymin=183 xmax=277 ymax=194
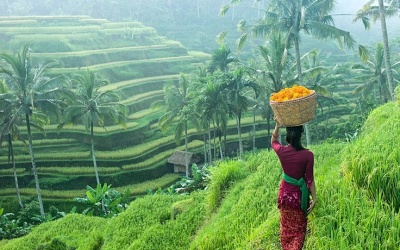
xmin=154 ymin=73 xmax=194 ymax=177
xmin=58 ymin=68 xmax=127 ymax=185
xmin=207 ymin=45 xmax=238 ymax=73
xmin=222 ymin=0 xmax=358 ymax=146
xmin=354 ymin=0 xmax=398 ymax=101
xmin=196 ymin=76 xmax=229 ymax=161
xmin=0 ymin=80 xmax=24 ymax=208
xmin=258 ymin=31 xmax=296 ymax=93
xmin=223 ymin=0 xmax=357 ymax=79
xmin=223 ymin=67 xmax=259 ymax=158
xmin=0 ymin=45 xmax=68 ymax=217
xmin=252 ymin=31 xmax=296 ymax=145
xmin=351 ymin=42 xmax=400 ymax=105
xmin=189 ymin=66 xmax=212 ymax=163
xmin=301 ymin=49 xmax=347 ymax=141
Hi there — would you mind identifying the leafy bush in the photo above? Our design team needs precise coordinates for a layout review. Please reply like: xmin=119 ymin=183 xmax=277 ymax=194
xmin=73 ymin=183 xmax=130 ymax=218
xmin=0 ymin=208 xmax=30 ymax=240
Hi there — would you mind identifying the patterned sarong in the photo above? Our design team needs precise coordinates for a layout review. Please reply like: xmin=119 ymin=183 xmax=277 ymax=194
xmin=280 ymin=206 xmax=307 ymax=250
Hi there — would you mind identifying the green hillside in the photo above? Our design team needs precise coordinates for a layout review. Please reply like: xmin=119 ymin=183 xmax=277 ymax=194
xmin=0 ymin=16 xmax=271 ymax=213
xmin=0 ymin=98 xmax=399 ymax=249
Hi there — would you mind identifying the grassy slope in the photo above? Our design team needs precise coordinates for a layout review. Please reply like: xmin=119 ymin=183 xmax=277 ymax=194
xmin=1 ymin=101 xmax=399 ymax=249
xmin=0 ymin=15 xmax=363 ymax=213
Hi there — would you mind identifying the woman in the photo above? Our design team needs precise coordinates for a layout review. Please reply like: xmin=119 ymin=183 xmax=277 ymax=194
xmin=271 ymin=120 xmax=317 ymax=250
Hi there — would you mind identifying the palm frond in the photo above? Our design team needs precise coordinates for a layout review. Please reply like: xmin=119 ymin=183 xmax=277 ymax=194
xmin=358 ymin=45 xmax=370 ymax=63
xmin=219 ymin=5 xmax=230 ymax=16
xmin=237 ymin=19 xmax=246 ymax=33
xmin=216 ymin=32 xmax=227 ymax=45
xmin=237 ymin=33 xmax=248 ymax=52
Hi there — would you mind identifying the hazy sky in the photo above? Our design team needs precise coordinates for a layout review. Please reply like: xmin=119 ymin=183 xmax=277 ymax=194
xmin=332 ymin=0 xmax=399 ymax=44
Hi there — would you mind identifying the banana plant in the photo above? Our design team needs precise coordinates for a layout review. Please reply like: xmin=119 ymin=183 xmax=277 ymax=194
xmin=74 ymin=183 xmax=130 ymax=218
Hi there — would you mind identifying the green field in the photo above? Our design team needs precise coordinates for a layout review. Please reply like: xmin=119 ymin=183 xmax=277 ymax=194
xmin=0 ymin=100 xmax=399 ymax=249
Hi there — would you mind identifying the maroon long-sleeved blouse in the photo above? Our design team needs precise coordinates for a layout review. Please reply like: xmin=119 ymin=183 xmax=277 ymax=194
xmin=272 ymin=141 xmax=314 ymax=210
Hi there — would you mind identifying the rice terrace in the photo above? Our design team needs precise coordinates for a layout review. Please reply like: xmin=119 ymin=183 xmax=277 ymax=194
xmin=0 ymin=0 xmax=400 ymax=249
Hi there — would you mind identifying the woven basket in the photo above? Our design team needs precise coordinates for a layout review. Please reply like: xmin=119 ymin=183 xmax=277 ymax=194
xmin=270 ymin=90 xmax=317 ymax=127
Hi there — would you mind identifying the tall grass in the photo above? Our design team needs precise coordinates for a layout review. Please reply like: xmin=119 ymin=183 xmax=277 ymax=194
xmin=305 ymin=142 xmax=400 ymax=249
xmin=343 ymin=102 xmax=400 ymax=211
xmin=1 ymin=103 xmax=399 ymax=249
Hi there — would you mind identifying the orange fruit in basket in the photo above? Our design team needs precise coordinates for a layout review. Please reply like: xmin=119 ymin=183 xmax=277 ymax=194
xmin=270 ymin=85 xmax=312 ymax=102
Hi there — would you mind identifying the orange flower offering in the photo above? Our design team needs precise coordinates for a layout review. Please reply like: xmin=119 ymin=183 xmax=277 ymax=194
xmin=270 ymin=85 xmax=312 ymax=102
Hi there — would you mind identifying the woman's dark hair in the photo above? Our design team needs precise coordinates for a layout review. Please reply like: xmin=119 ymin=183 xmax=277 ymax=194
xmin=286 ymin=125 xmax=305 ymax=150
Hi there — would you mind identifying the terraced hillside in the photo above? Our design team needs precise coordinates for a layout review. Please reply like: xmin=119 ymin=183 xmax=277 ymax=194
xmin=0 ymin=16 xmax=269 ymax=212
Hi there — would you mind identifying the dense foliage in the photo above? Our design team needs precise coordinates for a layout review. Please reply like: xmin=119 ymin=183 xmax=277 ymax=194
xmin=0 ymin=2 xmax=399 ymax=248
xmin=0 ymin=100 xmax=399 ymax=249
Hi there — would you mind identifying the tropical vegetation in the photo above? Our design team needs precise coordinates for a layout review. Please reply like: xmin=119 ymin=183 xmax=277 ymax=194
xmin=0 ymin=1 xmax=399 ymax=248
xmin=0 ymin=96 xmax=399 ymax=248
xmin=58 ymin=68 xmax=127 ymax=185
xmin=0 ymin=45 xmax=70 ymax=216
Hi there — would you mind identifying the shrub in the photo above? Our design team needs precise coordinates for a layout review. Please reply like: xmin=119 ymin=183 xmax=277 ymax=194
xmin=73 ymin=183 xmax=130 ymax=218
xmin=0 ymin=208 xmax=31 ymax=240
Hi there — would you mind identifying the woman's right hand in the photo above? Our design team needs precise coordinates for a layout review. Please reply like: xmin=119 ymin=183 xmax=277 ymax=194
xmin=273 ymin=116 xmax=281 ymax=128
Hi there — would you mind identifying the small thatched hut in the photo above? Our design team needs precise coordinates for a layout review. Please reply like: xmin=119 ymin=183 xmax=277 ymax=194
xmin=167 ymin=150 xmax=200 ymax=175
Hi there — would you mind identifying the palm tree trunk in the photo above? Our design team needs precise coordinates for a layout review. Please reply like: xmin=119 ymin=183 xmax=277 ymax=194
xmin=203 ymin=133 xmax=207 ymax=163
xmin=184 ymin=121 xmax=189 ymax=178
xmin=236 ymin=115 xmax=243 ymax=159
xmin=8 ymin=133 xmax=23 ymax=208
xmin=253 ymin=106 xmax=256 ymax=152
xmin=267 ymin=114 xmax=272 ymax=150
xmin=294 ymin=36 xmax=312 ymax=146
xmin=216 ymin=124 xmax=224 ymax=160
xmin=213 ymin=123 xmax=217 ymax=160
xmin=208 ymin=129 xmax=212 ymax=164
xmin=91 ymin=122 xmax=100 ymax=185
xmin=378 ymin=0 xmax=395 ymax=101
xmin=218 ymin=136 xmax=224 ymax=160
xmin=90 ymin=122 xmax=105 ymax=212
xmin=294 ymin=38 xmax=303 ymax=84
xmin=224 ymin=133 xmax=227 ymax=157
xmin=26 ymin=114 xmax=45 ymax=217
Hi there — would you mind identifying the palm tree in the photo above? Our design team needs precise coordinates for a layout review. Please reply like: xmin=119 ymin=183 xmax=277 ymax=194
xmin=253 ymin=32 xmax=297 ymax=146
xmin=354 ymin=0 xmax=398 ymax=101
xmin=223 ymin=67 xmax=259 ymax=158
xmin=154 ymin=73 xmax=194 ymax=177
xmin=223 ymin=0 xmax=357 ymax=78
xmin=59 ymin=68 xmax=127 ymax=185
xmin=196 ymin=76 xmax=229 ymax=161
xmin=207 ymin=45 xmax=238 ymax=73
xmin=258 ymin=31 xmax=296 ymax=93
xmin=351 ymin=42 xmax=400 ymax=105
xmin=222 ymin=0 xmax=360 ymax=146
xmin=301 ymin=49 xmax=346 ymax=142
xmin=0 ymin=45 xmax=68 ymax=217
xmin=0 ymin=80 xmax=24 ymax=208
xmin=189 ymin=66 xmax=212 ymax=163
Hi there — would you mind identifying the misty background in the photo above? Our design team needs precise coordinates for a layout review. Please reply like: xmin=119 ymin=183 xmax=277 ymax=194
xmin=0 ymin=0 xmax=398 ymax=55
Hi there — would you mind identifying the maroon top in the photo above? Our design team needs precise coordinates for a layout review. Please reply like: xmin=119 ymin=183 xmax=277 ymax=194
xmin=272 ymin=141 xmax=314 ymax=210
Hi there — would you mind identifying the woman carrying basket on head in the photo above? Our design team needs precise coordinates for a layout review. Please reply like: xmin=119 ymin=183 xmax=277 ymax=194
xmin=271 ymin=119 xmax=317 ymax=250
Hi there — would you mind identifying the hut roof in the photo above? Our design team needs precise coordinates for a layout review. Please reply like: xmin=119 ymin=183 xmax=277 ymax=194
xmin=168 ymin=150 xmax=199 ymax=166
